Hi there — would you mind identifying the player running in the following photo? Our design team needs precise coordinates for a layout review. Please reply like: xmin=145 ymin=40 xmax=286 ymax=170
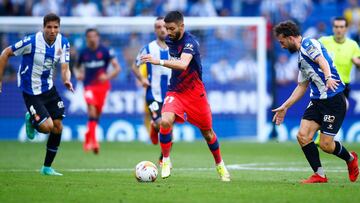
xmin=141 ymin=11 xmax=230 ymax=181
xmin=0 ymin=13 xmax=73 ymax=176
xmin=75 ymin=28 xmax=121 ymax=154
xmin=314 ymin=17 xmax=360 ymax=145
xmin=131 ymin=17 xmax=172 ymax=164
xmin=273 ymin=20 xmax=359 ymax=183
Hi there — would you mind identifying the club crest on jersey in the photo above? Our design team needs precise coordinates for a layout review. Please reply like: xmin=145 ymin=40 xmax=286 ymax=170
xmin=184 ymin=43 xmax=194 ymax=52
xmin=56 ymin=48 xmax=62 ymax=56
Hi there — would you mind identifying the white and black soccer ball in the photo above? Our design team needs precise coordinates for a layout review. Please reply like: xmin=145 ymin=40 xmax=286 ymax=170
xmin=135 ymin=161 xmax=158 ymax=182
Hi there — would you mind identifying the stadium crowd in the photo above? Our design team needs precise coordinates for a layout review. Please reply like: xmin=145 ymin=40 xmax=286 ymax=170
xmin=1 ymin=0 xmax=360 ymax=85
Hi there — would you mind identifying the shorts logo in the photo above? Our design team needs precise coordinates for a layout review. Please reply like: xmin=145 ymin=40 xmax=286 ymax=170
xmin=29 ymin=105 xmax=36 ymax=115
xmin=327 ymin=124 xmax=333 ymax=130
xmin=323 ymin=115 xmax=335 ymax=123
xmin=57 ymin=101 xmax=64 ymax=109
xmin=306 ymin=101 xmax=313 ymax=109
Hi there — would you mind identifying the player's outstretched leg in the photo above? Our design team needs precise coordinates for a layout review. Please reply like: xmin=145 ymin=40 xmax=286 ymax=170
xmin=159 ymin=126 xmax=172 ymax=179
xmin=25 ymin=112 xmax=35 ymax=140
xmin=202 ymin=130 xmax=230 ymax=182
xmin=149 ymin=121 xmax=159 ymax=145
xmin=41 ymin=131 xmax=62 ymax=176
xmin=300 ymin=141 xmax=328 ymax=183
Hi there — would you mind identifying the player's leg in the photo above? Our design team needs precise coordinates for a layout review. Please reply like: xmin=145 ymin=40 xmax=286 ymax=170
xmin=200 ymin=128 xmax=230 ymax=182
xmin=41 ymin=87 xmax=65 ymax=176
xmin=318 ymin=92 xmax=358 ymax=182
xmin=84 ymin=104 xmax=99 ymax=153
xmin=297 ymin=119 xmax=327 ymax=183
xmin=319 ymin=134 xmax=358 ymax=181
xmin=159 ymin=111 xmax=176 ymax=178
xmin=148 ymin=101 xmax=162 ymax=145
xmin=22 ymin=92 xmax=54 ymax=139
xmin=41 ymin=119 xmax=63 ymax=176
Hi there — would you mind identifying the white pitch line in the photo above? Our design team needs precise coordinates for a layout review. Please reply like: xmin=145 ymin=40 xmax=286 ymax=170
xmin=0 ymin=162 xmax=349 ymax=173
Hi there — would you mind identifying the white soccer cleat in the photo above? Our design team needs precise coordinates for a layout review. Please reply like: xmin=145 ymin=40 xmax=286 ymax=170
xmin=161 ymin=158 xmax=171 ymax=179
xmin=216 ymin=161 xmax=231 ymax=182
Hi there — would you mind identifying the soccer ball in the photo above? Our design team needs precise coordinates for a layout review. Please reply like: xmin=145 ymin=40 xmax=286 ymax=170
xmin=135 ymin=161 xmax=158 ymax=182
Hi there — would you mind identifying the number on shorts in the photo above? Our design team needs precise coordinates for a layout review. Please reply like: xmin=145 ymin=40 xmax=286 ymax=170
xmin=164 ymin=96 xmax=174 ymax=104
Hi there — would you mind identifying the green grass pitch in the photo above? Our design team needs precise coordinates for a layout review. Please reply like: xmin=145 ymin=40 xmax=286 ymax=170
xmin=0 ymin=141 xmax=359 ymax=203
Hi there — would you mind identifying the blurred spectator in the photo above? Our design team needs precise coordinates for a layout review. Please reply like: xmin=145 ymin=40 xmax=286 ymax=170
xmin=303 ymin=21 xmax=327 ymax=39
xmin=344 ymin=0 xmax=360 ymax=35
xmin=72 ymin=0 xmax=100 ymax=17
xmin=284 ymin=0 xmax=313 ymax=24
xmin=32 ymin=0 xmax=59 ymax=16
xmin=102 ymin=0 xmax=134 ymax=16
xmin=0 ymin=0 xmax=15 ymax=16
xmin=163 ymin=0 xmax=187 ymax=14
xmin=274 ymin=53 xmax=298 ymax=85
xmin=12 ymin=0 xmax=32 ymax=16
xmin=210 ymin=58 xmax=233 ymax=84
xmin=189 ymin=0 xmax=217 ymax=16
xmin=123 ymin=32 xmax=142 ymax=81
xmin=233 ymin=53 xmax=257 ymax=83
xmin=241 ymin=0 xmax=260 ymax=16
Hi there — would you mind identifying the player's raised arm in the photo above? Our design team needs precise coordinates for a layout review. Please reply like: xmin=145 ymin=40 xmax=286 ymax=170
xmin=0 ymin=47 xmax=14 ymax=93
xmin=141 ymin=52 xmax=192 ymax=71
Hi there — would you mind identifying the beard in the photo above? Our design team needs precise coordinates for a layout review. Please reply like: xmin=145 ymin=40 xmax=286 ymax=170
xmin=169 ymin=31 xmax=181 ymax=41
xmin=287 ymin=44 xmax=298 ymax=54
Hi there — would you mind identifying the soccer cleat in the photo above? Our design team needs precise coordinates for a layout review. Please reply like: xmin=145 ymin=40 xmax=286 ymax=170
xmin=347 ymin=152 xmax=359 ymax=182
xmin=25 ymin=112 xmax=35 ymax=140
xmin=40 ymin=166 xmax=63 ymax=176
xmin=161 ymin=158 xmax=171 ymax=179
xmin=301 ymin=174 xmax=328 ymax=184
xmin=216 ymin=162 xmax=231 ymax=182
xmin=149 ymin=123 xmax=159 ymax=145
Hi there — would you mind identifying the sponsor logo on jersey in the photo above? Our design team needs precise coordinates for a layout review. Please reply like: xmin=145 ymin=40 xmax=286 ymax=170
xmin=323 ymin=115 xmax=335 ymax=123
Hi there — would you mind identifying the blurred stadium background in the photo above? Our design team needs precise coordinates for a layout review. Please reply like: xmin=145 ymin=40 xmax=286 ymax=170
xmin=0 ymin=0 xmax=360 ymax=143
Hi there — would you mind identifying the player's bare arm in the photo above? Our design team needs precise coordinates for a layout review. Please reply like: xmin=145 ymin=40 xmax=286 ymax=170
xmin=74 ymin=63 xmax=85 ymax=81
xmin=108 ymin=58 xmax=121 ymax=79
xmin=61 ymin=63 xmax=74 ymax=92
xmin=352 ymin=56 xmax=360 ymax=69
xmin=0 ymin=47 xmax=14 ymax=93
xmin=272 ymin=81 xmax=309 ymax=125
xmin=130 ymin=62 xmax=149 ymax=88
xmin=314 ymin=55 xmax=340 ymax=92
xmin=141 ymin=52 xmax=193 ymax=71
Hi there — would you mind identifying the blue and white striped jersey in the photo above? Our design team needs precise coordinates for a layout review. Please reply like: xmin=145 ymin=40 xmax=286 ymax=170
xmin=11 ymin=31 xmax=70 ymax=95
xmin=298 ymin=37 xmax=345 ymax=99
xmin=135 ymin=40 xmax=171 ymax=103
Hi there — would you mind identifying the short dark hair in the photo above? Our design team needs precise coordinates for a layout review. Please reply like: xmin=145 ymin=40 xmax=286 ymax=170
xmin=43 ymin=13 xmax=60 ymax=27
xmin=164 ymin=11 xmax=184 ymax=24
xmin=156 ymin=16 xmax=164 ymax=21
xmin=332 ymin=17 xmax=348 ymax=27
xmin=85 ymin=28 xmax=99 ymax=36
xmin=273 ymin=20 xmax=301 ymax=37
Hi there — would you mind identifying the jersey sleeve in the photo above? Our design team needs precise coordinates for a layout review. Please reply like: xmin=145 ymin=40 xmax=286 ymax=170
xmin=182 ymin=39 xmax=197 ymax=56
xmin=298 ymin=70 xmax=309 ymax=83
xmin=352 ymin=41 xmax=360 ymax=58
xmin=302 ymin=39 xmax=321 ymax=61
xmin=108 ymin=48 xmax=116 ymax=60
xmin=60 ymin=38 xmax=70 ymax=64
xmin=135 ymin=46 xmax=148 ymax=67
xmin=11 ymin=35 xmax=33 ymax=56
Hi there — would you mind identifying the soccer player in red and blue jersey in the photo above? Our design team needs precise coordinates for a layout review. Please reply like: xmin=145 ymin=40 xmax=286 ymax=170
xmin=75 ymin=28 xmax=121 ymax=154
xmin=141 ymin=11 xmax=230 ymax=181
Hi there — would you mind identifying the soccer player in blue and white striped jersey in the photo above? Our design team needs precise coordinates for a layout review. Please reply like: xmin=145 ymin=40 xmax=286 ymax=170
xmin=0 ymin=13 xmax=73 ymax=176
xmin=273 ymin=21 xmax=358 ymax=183
xmin=132 ymin=17 xmax=172 ymax=164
